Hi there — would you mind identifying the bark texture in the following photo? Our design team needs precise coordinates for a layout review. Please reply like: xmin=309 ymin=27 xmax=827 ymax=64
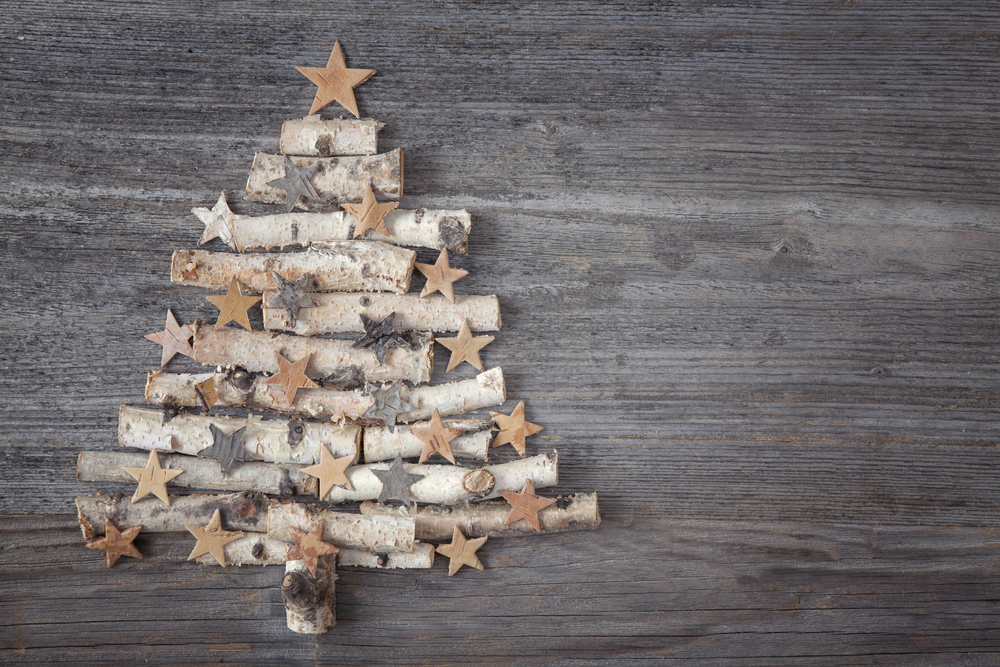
xmin=195 ymin=535 xmax=435 ymax=569
xmin=282 ymin=556 xmax=337 ymax=634
xmin=279 ymin=115 xmax=381 ymax=156
xmin=267 ymin=503 xmax=415 ymax=553
xmin=363 ymin=419 xmax=492 ymax=462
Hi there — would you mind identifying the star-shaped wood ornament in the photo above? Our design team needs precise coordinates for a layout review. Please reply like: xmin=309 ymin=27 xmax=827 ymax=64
xmin=415 ymin=248 xmax=468 ymax=303
xmin=437 ymin=319 xmax=495 ymax=372
xmin=371 ymin=454 xmax=424 ymax=507
xmin=267 ymin=156 xmax=321 ymax=212
xmin=266 ymin=271 xmax=316 ymax=326
xmin=199 ymin=423 xmax=254 ymax=475
xmin=301 ymin=444 xmax=355 ymax=500
xmin=264 ymin=351 xmax=319 ymax=404
xmin=144 ymin=309 xmax=195 ymax=367
xmin=185 ymin=508 xmax=244 ymax=567
xmin=414 ymin=409 xmax=461 ymax=464
xmin=490 ymin=401 xmax=544 ymax=457
xmin=285 ymin=519 xmax=340 ymax=577
xmin=499 ymin=479 xmax=556 ymax=532
xmin=352 ymin=313 xmax=410 ymax=366
xmin=193 ymin=192 xmax=243 ymax=248
xmin=86 ymin=519 xmax=143 ymax=568
xmin=205 ymin=278 xmax=261 ymax=331
xmin=295 ymin=40 xmax=376 ymax=117
xmin=436 ymin=526 xmax=487 ymax=576
xmin=343 ymin=184 xmax=399 ymax=238
xmin=123 ymin=450 xmax=183 ymax=506
xmin=362 ymin=381 xmax=413 ymax=431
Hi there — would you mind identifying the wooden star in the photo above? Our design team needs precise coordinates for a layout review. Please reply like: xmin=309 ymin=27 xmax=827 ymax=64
xmin=285 ymin=520 xmax=340 ymax=577
xmin=353 ymin=313 xmax=410 ymax=366
xmin=264 ymin=351 xmax=319 ymax=404
xmin=199 ymin=424 xmax=254 ymax=475
xmin=437 ymin=319 xmax=494 ymax=372
xmin=185 ymin=508 xmax=244 ymax=567
xmin=123 ymin=450 xmax=183 ymax=506
xmin=267 ymin=271 xmax=316 ymax=326
xmin=499 ymin=479 xmax=556 ymax=532
xmin=362 ymin=381 xmax=413 ymax=431
xmin=267 ymin=156 xmax=321 ymax=212
xmin=193 ymin=192 xmax=243 ymax=248
xmin=435 ymin=526 xmax=487 ymax=576
xmin=415 ymin=248 xmax=468 ymax=303
xmin=490 ymin=401 xmax=543 ymax=457
xmin=371 ymin=454 xmax=424 ymax=507
xmin=301 ymin=444 xmax=355 ymax=500
xmin=296 ymin=41 xmax=376 ymax=117
xmin=86 ymin=519 xmax=143 ymax=568
xmin=144 ymin=309 xmax=195 ymax=367
xmin=414 ymin=409 xmax=461 ymax=464
xmin=205 ymin=278 xmax=261 ymax=331
xmin=343 ymin=184 xmax=399 ymax=238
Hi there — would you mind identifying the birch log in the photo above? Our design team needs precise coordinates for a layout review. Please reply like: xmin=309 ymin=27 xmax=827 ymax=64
xmin=145 ymin=367 xmax=506 ymax=424
xmin=361 ymin=492 xmax=601 ymax=542
xmin=76 ymin=492 xmax=271 ymax=540
xmin=244 ymin=149 xmax=403 ymax=208
xmin=267 ymin=503 xmax=414 ymax=553
xmin=225 ymin=208 xmax=472 ymax=256
xmin=265 ymin=293 xmax=502 ymax=335
xmin=192 ymin=325 xmax=433 ymax=388
xmin=78 ymin=450 xmax=318 ymax=497
xmin=171 ymin=241 xmax=415 ymax=294
xmin=118 ymin=404 xmax=360 ymax=465
xmin=195 ymin=535 xmax=435 ymax=569
xmin=280 ymin=115 xmax=381 ymax=157
xmin=314 ymin=451 xmax=558 ymax=505
xmin=283 ymin=557 xmax=337 ymax=634
xmin=363 ymin=419 xmax=492 ymax=462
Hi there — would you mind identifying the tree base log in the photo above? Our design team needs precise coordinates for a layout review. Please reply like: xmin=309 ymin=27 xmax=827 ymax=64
xmin=283 ymin=556 xmax=337 ymax=634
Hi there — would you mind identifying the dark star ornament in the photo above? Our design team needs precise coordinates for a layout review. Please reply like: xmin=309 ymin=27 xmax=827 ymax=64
xmin=352 ymin=312 xmax=410 ymax=365
xmin=267 ymin=271 xmax=317 ymax=326
xmin=267 ymin=156 xmax=320 ymax=212
xmin=199 ymin=424 xmax=254 ymax=475
xmin=362 ymin=381 xmax=413 ymax=431
xmin=370 ymin=454 xmax=424 ymax=507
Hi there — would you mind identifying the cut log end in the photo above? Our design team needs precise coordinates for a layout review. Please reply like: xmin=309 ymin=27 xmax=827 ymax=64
xmin=282 ymin=556 xmax=337 ymax=634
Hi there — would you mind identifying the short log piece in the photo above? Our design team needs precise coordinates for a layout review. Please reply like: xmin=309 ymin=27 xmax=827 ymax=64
xmin=280 ymin=115 xmax=382 ymax=156
xmin=363 ymin=419 xmax=492 ymax=462
xmin=283 ymin=556 xmax=337 ymax=634
xmin=267 ymin=503 xmax=415 ymax=553
xmin=195 ymin=535 xmax=435 ymax=569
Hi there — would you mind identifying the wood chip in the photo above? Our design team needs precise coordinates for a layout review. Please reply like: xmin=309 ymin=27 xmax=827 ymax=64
xmin=122 ymin=450 xmax=183 ymax=506
xmin=295 ymin=41 xmax=375 ymax=117
xmin=435 ymin=526 xmax=487 ymax=576
xmin=437 ymin=319 xmax=494 ymax=372
xmin=205 ymin=278 xmax=261 ymax=331
xmin=85 ymin=519 xmax=142 ymax=568
xmin=490 ymin=400 xmax=543 ymax=457
xmin=185 ymin=508 xmax=244 ymax=567
xmin=415 ymin=248 xmax=468 ymax=303
xmin=144 ymin=309 xmax=195 ymax=366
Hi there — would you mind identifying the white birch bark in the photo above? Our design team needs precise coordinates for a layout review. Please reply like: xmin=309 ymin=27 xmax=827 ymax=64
xmin=280 ymin=115 xmax=381 ymax=157
xmin=264 ymin=292 xmax=501 ymax=335
xmin=363 ymin=419 xmax=492 ymax=462
xmin=244 ymin=149 xmax=403 ymax=208
xmin=170 ymin=241 xmax=415 ymax=294
xmin=283 ymin=557 xmax=337 ymax=634
xmin=267 ymin=504 xmax=414 ymax=553
xmin=195 ymin=535 xmax=435 ymax=569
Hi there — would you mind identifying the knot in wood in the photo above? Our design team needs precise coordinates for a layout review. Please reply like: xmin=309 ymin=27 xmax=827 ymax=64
xmin=462 ymin=469 xmax=495 ymax=495
xmin=281 ymin=571 xmax=319 ymax=611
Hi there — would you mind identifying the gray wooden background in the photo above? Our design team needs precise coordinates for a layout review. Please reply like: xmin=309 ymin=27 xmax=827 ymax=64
xmin=2 ymin=1 xmax=1000 ymax=664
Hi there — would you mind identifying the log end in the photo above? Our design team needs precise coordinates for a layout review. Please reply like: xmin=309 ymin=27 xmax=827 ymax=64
xmin=462 ymin=469 xmax=495 ymax=496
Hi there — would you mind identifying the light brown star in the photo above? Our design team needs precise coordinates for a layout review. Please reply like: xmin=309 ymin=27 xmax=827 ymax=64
xmin=414 ymin=409 xmax=461 ymax=464
xmin=86 ymin=519 xmax=143 ymax=568
xmin=205 ymin=278 xmax=261 ymax=331
xmin=415 ymin=248 xmax=468 ymax=303
xmin=490 ymin=400 xmax=544 ymax=457
xmin=499 ymin=479 xmax=556 ymax=532
xmin=436 ymin=526 xmax=487 ymax=576
xmin=343 ymin=184 xmax=399 ymax=238
xmin=285 ymin=519 xmax=340 ymax=576
xmin=185 ymin=508 xmax=244 ymax=567
xmin=144 ymin=309 xmax=195 ymax=366
xmin=123 ymin=450 xmax=183 ymax=506
xmin=193 ymin=192 xmax=244 ymax=248
xmin=264 ymin=351 xmax=319 ymax=404
xmin=295 ymin=41 xmax=376 ymax=117
xmin=437 ymin=319 xmax=494 ymax=372
xmin=301 ymin=444 xmax=355 ymax=500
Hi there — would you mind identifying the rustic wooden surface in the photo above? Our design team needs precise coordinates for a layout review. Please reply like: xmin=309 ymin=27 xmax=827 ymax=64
xmin=2 ymin=1 xmax=1000 ymax=664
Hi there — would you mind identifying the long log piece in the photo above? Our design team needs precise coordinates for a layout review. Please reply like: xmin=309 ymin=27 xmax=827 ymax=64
xmin=267 ymin=504 xmax=415 ymax=553
xmin=264 ymin=293 xmax=501 ymax=335
xmin=283 ymin=556 xmax=337 ymax=634
xmin=78 ymin=450 xmax=318 ymax=496
xmin=360 ymin=492 xmax=601 ymax=542
xmin=192 ymin=325 xmax=433 ymax=388
xmin=244 ymin=149 xmax=403 ymax=208
xmin=363 ymin=419 xmax=493 ymax=462
xmin=171 ymin=241 xmax=415 ymax=294
xmin=224 ymin=208 xmax=472 ymax=256
xmin=145 ymin=367 xmax=506 ymax=423
xmin=280 ymin=115 xmax=381 ymax=157
xmin=195 ymin=535 xmax=435 ymax=569
xmin=118 ymin=405 xmax=360 ymax=465
xmin=316 ymin=451 xmax=558 ymax=505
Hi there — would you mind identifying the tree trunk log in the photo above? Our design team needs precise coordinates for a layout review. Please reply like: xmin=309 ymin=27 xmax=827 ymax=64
xmin=194 ymin=535 xmax=435 ymax=569
xmin=360 ymin=492 xmax=601 ymax=542
xmin=363 ymin=419 xmax=492 ymax=462
xmin=267 ymin=503 xmax=415 ymax=553
xmin=264 ymin=292 xmax=501 ymax=335
xmin=170 ymin=241 xmax=415 ymax=294
xmin=244 ymin=149 xmax=403 ymax=208
xmin=192 ymin=325 xmax=433 ymax=388
xmin=279 ymin=115 xmax=381 ymax=156
xmin=282 ymin=556 xmax=337 ymax=634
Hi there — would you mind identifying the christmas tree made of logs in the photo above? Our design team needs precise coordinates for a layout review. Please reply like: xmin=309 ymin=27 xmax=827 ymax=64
xmin=75 ymin=42 xmax=600 ymax=633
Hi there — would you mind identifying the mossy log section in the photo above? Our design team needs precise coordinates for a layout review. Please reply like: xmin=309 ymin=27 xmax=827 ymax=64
xmin=195 ymin=535 xmax=435 ymax=569
xmin=267 ymin=503 xmax=415 ymax=553
xmin=170 ymin=241 xmax=415 ymax=294
xmin=264 ymin=293 xmax=501 ymax=335
xmin=192 ymin=325 xmax=433 ymax=388
xmin=279 ymin=115 xmax=381 ymax=157
xmin=363 ymin=419 xmax=492 ymax=462
xmin=283 ymin=556 xmax=337 ymax=634
xmin=145 ymin=367 xmax=506 ymax=424
xmin=244 ymin=149 xmax=403 ymax=209
xmin=118 ymin=404 xmax=360 ymax=465
xmin=360 ymin=492 xmax=601 ymax=542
